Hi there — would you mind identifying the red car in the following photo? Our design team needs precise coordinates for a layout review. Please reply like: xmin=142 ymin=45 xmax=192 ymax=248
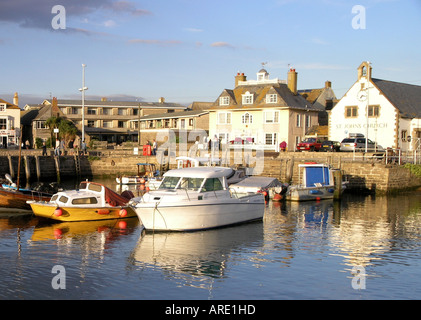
xmin=296 ymin=138 xmax=322 ymax=152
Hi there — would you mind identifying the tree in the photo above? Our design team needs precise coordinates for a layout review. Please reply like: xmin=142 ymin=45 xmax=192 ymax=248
xmin=46 ymin=116 xmax=78 ymax=147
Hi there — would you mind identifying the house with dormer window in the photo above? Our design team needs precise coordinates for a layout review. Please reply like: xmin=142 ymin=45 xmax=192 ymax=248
xmin=208 ymin=68 xmax=323 ymax=150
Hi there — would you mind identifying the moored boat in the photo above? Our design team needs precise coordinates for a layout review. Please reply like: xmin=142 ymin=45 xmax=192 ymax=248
xmin=116 ymin=163 xmax=159 ymax=185
xmin=129 ymin=166 xmax=265 ymax=231
xmin=285 ymin=163 xmax=346 ymax=201
xmin=28 ymin=181 xmax=137 ymax=222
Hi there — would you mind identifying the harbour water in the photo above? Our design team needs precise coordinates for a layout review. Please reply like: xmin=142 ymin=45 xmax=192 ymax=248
xmin=1 ymin=178 xmax=421 ymax=300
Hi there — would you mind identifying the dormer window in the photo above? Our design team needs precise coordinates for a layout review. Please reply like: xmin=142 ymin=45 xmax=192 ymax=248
xmin=242 ymin=92 xmax=253 ymax=105
xmin=219 ymin=96 xmax=230 ymax=106
xmin=266 ymin=94 xmax=277 ymax=103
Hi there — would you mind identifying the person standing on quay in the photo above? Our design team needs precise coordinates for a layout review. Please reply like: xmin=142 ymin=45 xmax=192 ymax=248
xmin=42 ymin=141 xmax=47 ymax=156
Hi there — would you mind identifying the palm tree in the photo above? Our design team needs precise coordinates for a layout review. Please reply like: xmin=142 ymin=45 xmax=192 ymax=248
xmin=46 ymin=116 xmax=78 ymax=147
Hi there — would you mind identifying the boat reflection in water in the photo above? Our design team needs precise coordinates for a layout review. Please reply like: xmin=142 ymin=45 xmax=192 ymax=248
xmin=129 ymin=221 xmax=264 ymax=286
xmin=30 ymin=218 xmax=140 ymax=242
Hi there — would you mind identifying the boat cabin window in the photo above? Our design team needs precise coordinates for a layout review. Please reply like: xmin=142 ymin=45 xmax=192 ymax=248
xmin=88 ymin=183 xmax=103 ymax=192
xmin=59 ymin=196 xmax=69 ymax=203
xmin=72 ymin=197 xmax=99 ymax=205
xmin=201 ymin=178 xmax=224 ymax=192
xmin=159 ymin=176 xmax=180 ymax=190
xmin=51 ymin=195 xmax=58 ymax=201
xmin=179 ymin=177 xmax=204 ymax=191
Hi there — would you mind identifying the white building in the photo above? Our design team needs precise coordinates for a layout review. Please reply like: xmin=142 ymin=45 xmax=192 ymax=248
xmin=0 ymin=93 xmax=20 ymax=148
xmin=329 ymin=61 xmax=421 ymax=151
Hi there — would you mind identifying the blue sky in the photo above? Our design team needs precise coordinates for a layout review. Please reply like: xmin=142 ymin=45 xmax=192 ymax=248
xmin=1 ymin=0 xmax=421 ymax=107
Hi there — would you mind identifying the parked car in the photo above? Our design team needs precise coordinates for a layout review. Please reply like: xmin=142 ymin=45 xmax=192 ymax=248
xmin=320 ymin=140 xmax=340 ymax=152
xmin=340 ymin=137 xmax=380 ymax=152
xmin=296 ymin=138 xmax=322 ymax=152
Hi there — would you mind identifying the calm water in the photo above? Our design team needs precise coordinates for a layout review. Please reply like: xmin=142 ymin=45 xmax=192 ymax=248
xmin=1 ymin=178 xmax=421 ymax=300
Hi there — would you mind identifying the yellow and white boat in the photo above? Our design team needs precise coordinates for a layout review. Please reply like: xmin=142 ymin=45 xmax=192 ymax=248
xmin=27 ymin=181 xmax=137 ymax=222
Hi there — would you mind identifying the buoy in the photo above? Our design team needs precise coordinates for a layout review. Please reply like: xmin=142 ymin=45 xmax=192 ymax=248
xmin=273 ymin=193 xmax=283 ymax=201
xmin=316 ymin=197 xmax=321 ymax=201
xmin=97 ymin=209 xmax=110 ymax=215
xmin=54 ymin=208 xmax=62 ymax=217
xmin=119 ymin=208 xmax=128 ymax=217
xmin=140 ymin=178 xmax=145 ymax=184
xmin=118 ymin=220 xmax=127 ymax=229
xmin=54 ymin=228 xmax=63 ymax=239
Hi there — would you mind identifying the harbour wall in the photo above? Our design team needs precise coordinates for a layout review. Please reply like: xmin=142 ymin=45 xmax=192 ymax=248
xmin=1 ymin=149 xmax=421 ymax=194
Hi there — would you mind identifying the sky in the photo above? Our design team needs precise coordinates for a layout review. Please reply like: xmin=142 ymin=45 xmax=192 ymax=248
xmin=1 ymin=0 xmax=421 ymax=107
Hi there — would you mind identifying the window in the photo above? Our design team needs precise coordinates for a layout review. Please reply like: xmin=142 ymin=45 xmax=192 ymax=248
xmin=71 ymin=107 xmax=79 ymax=115
xmin=0 ymin=104 xmax=6 ymax=112
xmin=217 ymin=112 xmax=231 ymax=124
xmin=159 ymin=176 xmax=180 ymax=190
xmin=264 ymin=111 xmax=279 ymax=123
xmin=72 ymin=197 xmax=98 ymax=205
xmin=266 ymin=94 xmax=277 ymax=103
xmin=87 ymin=120 xmax=95 ymax=127
xmin=179 ymin=177 xmax=204 ymax=191
xmin=368 ymin=105 xmax=380 ymax=117
xmin=118 ymin=121 xmax=126 ymax=128
xmin=296 ymin=114 xmax=301 ymax=127
xmin=242 ymin=92 xmax=253 ymax=104
xmin=242 ymin=112 xmax=253 ymax=124
xmin=118 ymin=108 xmax=126 ymax=115
xmin=265 ymin=133 xmax=277 ymax=145
xmin=305 ymin=115 xmax=311 ymax=128
xmin=201 ymin=178 xmax=224 ymax=192
xmin=219 ymin=96 xmax=230 ymax=106
xmin=345 ymin=106 xmax=358 ymax=118
xmin=402 ymin=130 xmax=407 ymax=142
xmin=87 ymin=108 xmax=96 ymax=115
xmin=36 ymin=121 xmax=46 ymax=129
xmin=103 ymin=108 xmax=110 ymax=115
xmin=0 ymin=118 xmax=6 ymax=130
xmin=103 ymin=120 xmax=112 ymax=128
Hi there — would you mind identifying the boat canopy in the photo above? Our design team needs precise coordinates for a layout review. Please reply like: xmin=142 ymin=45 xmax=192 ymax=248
xmin=163 ymin=167 xmax=234 ymax=179
xmin=302 ymin=165 xmax=330 ymax=187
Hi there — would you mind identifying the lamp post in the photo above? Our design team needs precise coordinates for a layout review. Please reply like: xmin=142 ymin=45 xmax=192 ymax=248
xmin=79 ymin=64 xmax=88 ymax=144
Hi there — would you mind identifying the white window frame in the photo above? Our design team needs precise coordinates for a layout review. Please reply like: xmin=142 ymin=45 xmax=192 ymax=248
xmin=219 ymin=96 xmax=230 ymax=106
xmin=242 ymin=92 xmax=254 ymax=105
xmin=217 ymin=112 xmax=232 ymax=124
xmin=242 ymin=112 xmax=253 ymax=124
xmin=265 ymin=133 xmax=277 ymax=145
xmin=266 ymin=94 xmax=277 ymax=104
xmin=0 ymin=104 xmax=6 ymax=112
xmin=296 ymin=114 xmax=301 ymax=127
xmin=264 ymin=111 xmax=279 ymax=123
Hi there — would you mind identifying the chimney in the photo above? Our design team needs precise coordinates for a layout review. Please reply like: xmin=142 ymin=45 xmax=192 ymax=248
xmin=159 ymin=97 xmax=165 ymax=103
xmin=101 ymin=97 xmax=107 ymax=101
xmin=13 ymin=92 xmax=18 ymax=107
xmin=325 ymin=81 xmax=331 ymax=88
xmin=287 ymin=68 xmax=298 ymax=95
xmin=235 ymin=72 xmax=247 ymax=87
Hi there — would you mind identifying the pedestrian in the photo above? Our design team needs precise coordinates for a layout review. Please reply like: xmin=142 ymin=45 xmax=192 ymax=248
xmin=68 ymin=139 xmax=74 ymax=155
xmin=55 ymin=139 xmax=60 ymax=156
xmin=152 ymin=139 xmax=157 ymax=155
xmin=42 ymin=141 xmax=47 ymax=156
xmin=81 ymin=140 xmax=87 ymax=155
xmin=25 ymin=140 xmax=30 ymax=149
xmin=280 ymin=141 xmax=287 ymax=152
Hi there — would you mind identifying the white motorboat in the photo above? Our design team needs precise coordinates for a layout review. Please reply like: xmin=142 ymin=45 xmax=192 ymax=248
xmin=285 ymin=162 xmax=346 ymax=201
xmin=129 ymin=167 xmax=265 ymax=231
